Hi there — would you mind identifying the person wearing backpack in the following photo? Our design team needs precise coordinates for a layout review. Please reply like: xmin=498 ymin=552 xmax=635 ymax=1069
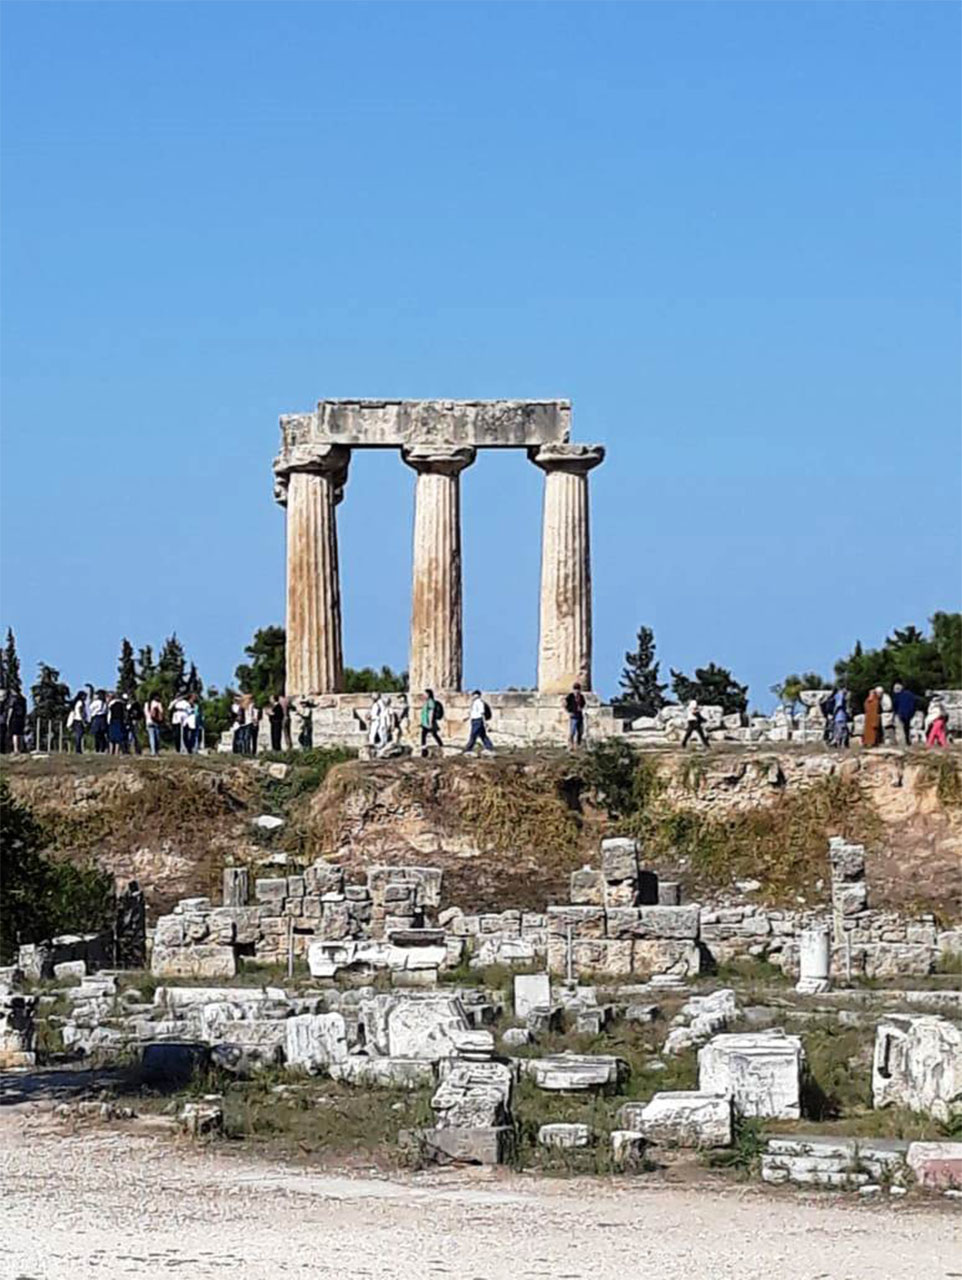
xmin=564 ymin=682 xmax=587 ymax=749
xmin=419 ymin=688 xmax=444 ymax=756
xmin=145 ymin=694 xmax=165 ymax=756
xmin=463 ymin=689 xmax=495 ymax=754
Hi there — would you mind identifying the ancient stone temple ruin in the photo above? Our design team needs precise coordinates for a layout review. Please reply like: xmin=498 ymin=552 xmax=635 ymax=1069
xmin=273 ymin=400 xmax=608 ymax=747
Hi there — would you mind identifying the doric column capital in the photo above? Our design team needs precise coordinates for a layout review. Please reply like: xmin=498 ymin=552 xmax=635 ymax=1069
xmin=401 ymin=444 xmax=477 ymax=477
xmin=273 ymin=443 xmax=351 ymax=507
xmin=528 ymin=442 xmax=605 ymax=476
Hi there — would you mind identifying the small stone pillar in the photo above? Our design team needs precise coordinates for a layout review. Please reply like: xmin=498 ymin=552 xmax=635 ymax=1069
xmin=275 ymin=445 xmax=351 ymax=698
xmin=529 ymin=443 xmax=604 ymax=694
xmin=222 ymin=867 xmax=249 ymax=907
xmin=402 ymin=445 xmax=476 ymax=694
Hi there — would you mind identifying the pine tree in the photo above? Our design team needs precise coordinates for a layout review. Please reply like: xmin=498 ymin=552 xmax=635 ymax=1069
xmin=157 ymin=634 xmax=186 ymax=701
xmin=185 ymin=662 xmax=203 ymax=696
xmin=670 ymin=663 xmax=749 ymax=716
xmin=30 ymin=663 xmax=71 ymax=731
xmin=618 ymin=626 xmax=667 ymax=715
xmin=117 ymin=638 xmax=138 ymax=699
xmin=3 ymin=628 xmax=22 ymax=695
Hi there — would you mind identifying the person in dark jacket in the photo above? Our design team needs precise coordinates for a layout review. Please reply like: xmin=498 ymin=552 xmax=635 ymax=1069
xmin=892 ymin=683 xmax=917 ymax=747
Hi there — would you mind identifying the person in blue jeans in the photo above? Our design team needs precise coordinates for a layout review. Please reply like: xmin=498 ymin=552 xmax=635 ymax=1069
xmin=463 ymin=690 xmax=495 ymax=754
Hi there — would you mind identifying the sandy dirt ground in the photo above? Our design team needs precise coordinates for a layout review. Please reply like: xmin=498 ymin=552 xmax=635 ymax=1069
xmin=1 ymin=1104 xmax=959 ymax=1280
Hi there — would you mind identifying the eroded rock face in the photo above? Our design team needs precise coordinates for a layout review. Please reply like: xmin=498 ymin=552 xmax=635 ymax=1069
xmin=873 ymin=1015 xmax=962 ymax=1122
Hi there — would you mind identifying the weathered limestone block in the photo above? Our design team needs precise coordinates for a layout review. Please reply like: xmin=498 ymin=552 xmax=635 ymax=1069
xmin=546 ymin=906 xmax=606 ymax=939
xmin=410 ymin=1125 xmax=513 ymax=1165
xmin=610 ymin=1130 xmax=647 ymax=1167
xmin=513 ymin=973 xmax=551 ymax=1020
xmin=285 ymin=1013 xmax=348 ymax=1073
xmin=569 ymin=867 xmax=605 ymax=906
xmin=431 ymin=1061 xmax=512 ymax=1129
xmin=698 ymin=1030 xmax=804 ymax=1120
xmin=619 ymin=1092 xmax=732 ymax=1148
xmin=600 ymin=837 xmax=639 ymax=883
xmin=360 ymin=994 xmax=471 ymax=1060
xmin=329 ymin=1057 xmax=436 ymax=1089
xmin=635 ymin=906 xmax=700 ymax=940
xmin=304 ymin=860 xmax=346 ymax=896
xmin=872 ymin=1015 xmax=962 ymax=1122
xmin=658 ymin=881 xmax=682 ymax=906
xmin=153 ymin=915 xmax=186 ymax=948
xmin=150 ymin=944 xmax=236 ymax=980
xmin=368 ymin=866 xmax=443 ymax=910
xmin=222 ymin=867 xmax=249 ymax=907
xmin=254 ymin=877 xmax=288 ymax=905
xmin=829 ymin=836 xmax=866 ymax=882
xmin=539 ymin=1123 xmax=592 ymax=1148
xmin=906 ymin=1141 xmax=962 ymax=1189
xmin=631 ymin=940 xmax=700 ymax=980
xmin=180 ymin=1096 xmax=224 ymax=1138
xmin=155 ymin=986 xmax=275 ymax=1011
xmin=526 ymin=1052 xmax=628 ymax=1093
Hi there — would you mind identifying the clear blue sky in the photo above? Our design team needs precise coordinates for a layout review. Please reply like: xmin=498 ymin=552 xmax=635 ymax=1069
xmin=2 ymin=1 xmax=959 ymax=708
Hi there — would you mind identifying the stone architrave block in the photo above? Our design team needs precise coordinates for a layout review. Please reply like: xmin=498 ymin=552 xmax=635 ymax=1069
xmin=285 ymin=1013 xmax=348 ymax=1073
xmin=600 ymin=838 xmax=639 ymax=884
xmin=546 ymin=906 xmax=606 ymax=939
xmin=620 ymin=1092 xmax=732 ymax=1148
xmin=150 ymin=944 xmax=237 ymax=980
xmin=636 ymin=906 xmax=700 ymax=940
xmin=698 ymin=1031 xmax=804 ymax=1120
xmin=906 ymin=1142 xmax=962 ymax=1189
xmin=412 ymin=1125 xmax=513 ymax=1165
xmin=631 ymin=940 xmax=700 ymax=980
xmin=872 ymin=1015 xmax=962 ymax=1122
xmin=569 ymin=868 xmax=605 ymax=906
xmin=329 ymin=1057 xmax=437 ymax=1089
xmin=514 ymin=973 xmax=551 ymax=1020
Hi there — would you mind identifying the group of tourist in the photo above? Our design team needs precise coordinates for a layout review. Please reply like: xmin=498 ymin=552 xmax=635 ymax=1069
xmin=64 ymin=688 xmax=206 ymax=756
xmin=820 ymin=685 xmax=949 ymax=750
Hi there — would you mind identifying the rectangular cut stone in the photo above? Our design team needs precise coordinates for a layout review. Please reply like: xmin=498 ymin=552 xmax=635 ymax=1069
xmin=329 ymin=1057 xmax=436 ymax=1089
xmin=569 ymin=868 xmax=605 ymax=906
xmin=527 ymin=1053 xmax=627 ymax=1092
xmin=282 ymin=400 xmax=571 ymax=450
xmin=514 ymin=973 xmax=551 ymax=1020
xmin=431 ymin=1061 xmax=512 ymax=1129
xmin=360 ymin=993 xmax=471 ymax=1061
xmin=255 ymin=878 xmax=288 ymax=903
xmin=620 ymin=1092 xmax=732 ymax=1148
xmin=698 ymin=1031 xmax=803 ymax=1119
xmin=872 ymin=1014 xmax=962 ymax=1121
xmin=600 ymin=838 xmax=639 ymax=883
xmin=285 ymin=1013 xmax=348 ymax=1073
xmin=538 ymin=1123 xmax=591 ymax=1148
xmin=414 ymin=1125 xmax=512 ymax=1165
xmin=604 ymin=880 xmax=638 ymax=908
xmin=636 ymin=906 xmax=700 ymax=939
xmin=632 ymin=940 xmax=700 ymax=979
xmin=150 ymin=944 xmax=236 ymax=979
xmin=546 ymin=906 xmax=606 ymax=939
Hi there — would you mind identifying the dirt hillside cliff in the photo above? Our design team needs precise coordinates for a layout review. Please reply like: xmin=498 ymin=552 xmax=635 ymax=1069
xmin=3 ymin=746 xmax=960 ymax=921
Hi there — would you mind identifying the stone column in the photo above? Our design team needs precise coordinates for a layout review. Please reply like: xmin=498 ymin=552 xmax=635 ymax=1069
xmin=274 ymin=445 xmax=350 ymax=698
xmin=402 ymin=445 xmax=476 ymax=694
xmin=529 ymin=443 xmax=605 ymax=694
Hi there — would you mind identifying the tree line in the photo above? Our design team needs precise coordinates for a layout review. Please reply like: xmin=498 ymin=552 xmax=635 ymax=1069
xmin=618 ymin=612 xmax=961 ymax=717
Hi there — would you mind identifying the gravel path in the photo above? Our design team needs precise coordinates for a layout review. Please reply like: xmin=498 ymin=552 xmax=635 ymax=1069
xmin=1 ymin=1111 xmax=958 ymax=1280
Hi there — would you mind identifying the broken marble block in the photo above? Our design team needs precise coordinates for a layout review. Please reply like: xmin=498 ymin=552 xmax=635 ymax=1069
xmin=409 ymin=1125 xmax=512 ymax=1165
xmin=329 ymin=1057 xmax=436 ymax=1089
xmin=619 ymin=1092 xmax=732 ymax=1148
xmin=539 ymin=1123 xmax=592 ymax=1149
xmin=285 ymin=1013 xmax=349 ymax=1073
xmin=610 ymin=1129 xmax=647 ymax=1166
xmin=513 ymin=972 xmax=551 ymax=1020
xmin=872 ymin=1015 xmax=962 ymax=1122
xmin=698 ymin=1030 xmax=804 ymax=1120
xmin=150 ymin=942 xmax=237 ymax=980
xmin=359 ymin=993 xmax=471 ymax=1061
xmin=906 ymin=1141 xmax=962 ymax=1190
xmin=526 ymin=1052 xmax=628 ymax=1093
xmin=570 ymin=867 xmax=605 ymax=906
xmin=180 ymin=1095 xmax=224 ymax=1137
xmin=431 ymin=1060 xmax=513 ymax=1129
xmin=600 ymin=837 xmax=639 ymax=884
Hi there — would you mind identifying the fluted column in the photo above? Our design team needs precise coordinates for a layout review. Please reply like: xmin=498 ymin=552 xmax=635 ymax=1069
xmin=530 ymin=443 xmax=605 ymax=694
xmin=402 ymin=445 xmax=476 ymax=694
xmin=274 ymin=445 xmax=350 ymax=697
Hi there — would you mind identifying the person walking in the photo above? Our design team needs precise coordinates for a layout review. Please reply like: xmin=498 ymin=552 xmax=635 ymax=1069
xmin=246 ymin=698 xmax=260 ymax=755
xmin=681 ymin=699 xmax=709 ymax=748
xmin=419 ymin=688 xmax=444 ymax=756
xmin=925 ymin=695 xmax=949 ymax=748
xmin=892 ymin=683 xmax=917 ymax=747
xmin=107 ymin=693 xmax=128 ymax=755
xmin=564 ymin=682 xmax=587 ymax=749
xmin=832 ymin=699 xmax=851 ymax=748
xmin=145 ymin=693 xmax=164 ymax=756
xmin=463 ymin=690 xmax=495 ymax=754
xmin=89 ymin=689 xmax=109 ymax=753
xmin=67 ymin=691 xmax=89 ymax=753
xmin=169 ymin=693 xmax=190 ymax=753
xmin=183 ymin=692 xmax=203 ymax=754
xmin=6 ymin=689 xmax=27 ymax=753
xmin=268 ymin=695 xmax=285 ymax=752
xmin=124 ymin=696 xmax=142 ymax=754
xmin=862 ymin=688 xmax=882 ymax=748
